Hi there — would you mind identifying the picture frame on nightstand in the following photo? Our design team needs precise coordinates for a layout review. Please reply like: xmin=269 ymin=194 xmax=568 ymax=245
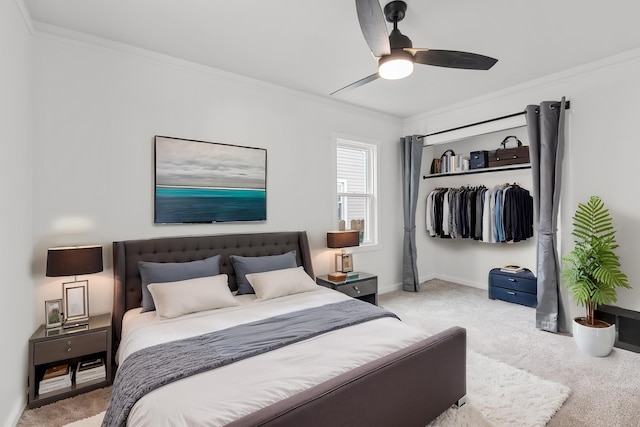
xmin=62 ymin=280 xmax=89 ymax=326
xmin=45 ymin=299 xmax=63 ymax=329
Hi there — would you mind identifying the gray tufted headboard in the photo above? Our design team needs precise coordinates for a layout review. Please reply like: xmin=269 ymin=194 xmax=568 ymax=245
xmin=112 ymin=231 xmax=314 ymax=346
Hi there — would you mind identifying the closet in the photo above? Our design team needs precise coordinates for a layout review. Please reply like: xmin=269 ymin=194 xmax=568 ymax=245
xmin=419 ymin=125 xmax=536 ymax=289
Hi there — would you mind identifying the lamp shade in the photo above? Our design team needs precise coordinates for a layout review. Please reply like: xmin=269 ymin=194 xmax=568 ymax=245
xmin=46 ymin=245 xmax=104 ymax=277
xmin=326 ymin=231 xmax=360 ymax=249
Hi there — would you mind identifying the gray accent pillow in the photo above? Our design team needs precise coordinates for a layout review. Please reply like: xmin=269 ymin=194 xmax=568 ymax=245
xmin=230 ymin=250 xmax=298 ymax=295
xmin=138 ymin=255 xmax=221 ymax=313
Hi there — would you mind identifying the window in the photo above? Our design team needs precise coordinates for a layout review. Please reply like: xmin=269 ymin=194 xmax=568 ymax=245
xmin=336 ymin=138 xmax=378 ymax=245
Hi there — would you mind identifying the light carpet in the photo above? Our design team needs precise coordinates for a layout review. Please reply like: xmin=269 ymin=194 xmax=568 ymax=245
xmin=59 ymin=349 xmax=569 ymax=427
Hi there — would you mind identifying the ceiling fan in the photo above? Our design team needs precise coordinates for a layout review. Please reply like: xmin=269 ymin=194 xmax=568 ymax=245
xmin=331 ymin=0 xmax=498 ymax=95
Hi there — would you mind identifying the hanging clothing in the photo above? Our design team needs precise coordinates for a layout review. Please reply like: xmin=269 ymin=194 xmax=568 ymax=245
xmin=425 ymin=184 xmax=533 ymax=243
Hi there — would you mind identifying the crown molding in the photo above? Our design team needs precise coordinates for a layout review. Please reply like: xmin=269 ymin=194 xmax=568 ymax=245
xmin=31 ymin=21 xmax=401 ymax=125
xmin=405 ymin=47 xmax=640 ymax=125
xmin=14 ymin=0 xmax=35 ymax=34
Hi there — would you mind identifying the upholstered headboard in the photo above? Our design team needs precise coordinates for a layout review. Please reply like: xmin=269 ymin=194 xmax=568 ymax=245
xmin=112 ymin=231 xmax=314 ymax=346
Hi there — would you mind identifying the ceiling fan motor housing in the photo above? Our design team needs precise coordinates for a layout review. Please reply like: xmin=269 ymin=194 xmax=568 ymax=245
xmin=389 ymin=28 xmax=412 ymax=49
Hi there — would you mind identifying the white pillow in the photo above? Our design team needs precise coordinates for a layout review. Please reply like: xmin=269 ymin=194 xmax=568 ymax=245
xmin=147 ymin=274 xmax=238 ymax=319
xmin=246 ymin=266 xmax=319 ymax=301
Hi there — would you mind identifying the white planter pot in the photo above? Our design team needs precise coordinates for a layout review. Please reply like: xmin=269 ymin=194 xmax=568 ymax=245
xmin=572 ymin=318 xmax=616 ymax=357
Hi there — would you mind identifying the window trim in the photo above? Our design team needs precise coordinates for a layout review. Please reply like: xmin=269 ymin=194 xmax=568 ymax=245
xmin=335 ymin=137 xmax=379 ymax=247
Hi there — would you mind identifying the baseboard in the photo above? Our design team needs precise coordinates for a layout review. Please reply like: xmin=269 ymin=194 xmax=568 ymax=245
xmin=379 ymin=274 xmax=486 ymax=295
xmin=431 ymin=274 xmax=488 ymax=290
xmin=4 ymin=396 xmax=26 ymax=427
xmin=378 ymin=274 xmax=489 ymax=294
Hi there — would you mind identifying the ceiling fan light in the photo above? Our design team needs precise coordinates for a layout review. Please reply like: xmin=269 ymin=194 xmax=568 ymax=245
xmin=378 ymin=52 xmax=414 ymax=80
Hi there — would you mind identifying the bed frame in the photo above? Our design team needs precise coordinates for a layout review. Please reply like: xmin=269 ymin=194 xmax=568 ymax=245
xmin=112 ymin=231 xmax=466 ymax=426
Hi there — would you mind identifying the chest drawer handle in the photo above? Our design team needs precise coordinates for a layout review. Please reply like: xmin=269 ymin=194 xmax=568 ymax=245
xmin=508 ymin=278 xmax=516 ymax=282
xmin=353 ymin=286 xmax=360 ymax=293
xmin=67 ymin=347 xmax=72 ymax=352
xmin=507 ymin=291 xmax=516 ymax=295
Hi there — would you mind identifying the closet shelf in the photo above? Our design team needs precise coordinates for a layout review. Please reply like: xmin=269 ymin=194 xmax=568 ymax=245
xmin=423 ymin=163 xmax=531 ymax=179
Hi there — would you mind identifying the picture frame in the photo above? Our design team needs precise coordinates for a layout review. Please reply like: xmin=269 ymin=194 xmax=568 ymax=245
xmin=341 ymin=253 xmax=354 ymax=273
xmin=45 ymin=327 xmax=62 ymax=337
xmin=45 ymin=299 xmax=63 ymax=329
xmin=154 ymin=135 xmax=267 ymax=224
xmin=62 ymin=280 xmax=89 ymax=325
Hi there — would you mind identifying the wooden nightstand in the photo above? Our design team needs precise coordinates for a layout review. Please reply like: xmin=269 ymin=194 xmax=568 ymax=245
xmin=27 ymin=313 xmax=113 ymax=408
xmin=316 ymin=272 xmax=378 ymax=305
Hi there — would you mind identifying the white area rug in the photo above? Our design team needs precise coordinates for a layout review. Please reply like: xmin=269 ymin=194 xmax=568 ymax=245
xmin=64 ymin=349 xmax=569 ymax=427
xmin=428 ymin=350 xmax=570 ymax=427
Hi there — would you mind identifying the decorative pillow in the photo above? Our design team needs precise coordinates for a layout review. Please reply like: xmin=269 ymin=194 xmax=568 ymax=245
xmin=246 ymin=266 xmax=319 ymax=301
xmin=138 ymin=255 xmax=221 ymax=312
xmin=230 ymin=251 xmax=298 ymax=295
xmin=147 ymin=274 xmax=238 ymax=320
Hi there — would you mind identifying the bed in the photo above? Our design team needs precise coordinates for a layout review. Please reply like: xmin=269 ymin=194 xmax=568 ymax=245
xmin=109 ymin=231 xmax=466 ymax=426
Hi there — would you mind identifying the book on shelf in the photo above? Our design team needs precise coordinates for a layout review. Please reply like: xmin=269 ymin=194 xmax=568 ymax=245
xmin=39 ymin=378 xmax=71 ymax=394
xmin=328 ymin=272 xmax=347 ymax=282
xmin=76 ymin=369 xmax=106 ymax=384
xmin=75 ymin=358 xmax=106 ymax=383
xmin=39 ymin=368 xmax=72 ymax=394
xmin=500 ymin=265 xmax=525 ymax=273
xmin=77 ymin=357 xmax=104 ymax=372
xmin=42 ymin=363 xmax=69 ymax=380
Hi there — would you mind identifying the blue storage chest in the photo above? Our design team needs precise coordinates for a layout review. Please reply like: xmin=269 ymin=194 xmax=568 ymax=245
xmin=488 ymin=268 xmax=537 ymax=307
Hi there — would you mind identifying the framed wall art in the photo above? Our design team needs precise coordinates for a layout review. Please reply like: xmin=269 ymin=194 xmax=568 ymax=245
xmin=154 ymin=136 xmax=267 ymax=224
xmin=45 ymin=299 xmax=63 ymax=329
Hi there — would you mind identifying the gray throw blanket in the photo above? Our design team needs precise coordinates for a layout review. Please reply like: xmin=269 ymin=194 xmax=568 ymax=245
xmin=103 ymin=299 xmax=399 ymax=426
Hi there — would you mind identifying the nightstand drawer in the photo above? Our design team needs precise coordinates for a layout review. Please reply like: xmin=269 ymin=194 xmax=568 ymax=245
xmin=33 ymin=331 xmax=107 ymax=365
xmin=338 ymin=279 xmax=376 ymax=298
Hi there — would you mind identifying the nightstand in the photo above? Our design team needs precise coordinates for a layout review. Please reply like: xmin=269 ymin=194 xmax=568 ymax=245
xmin=27 ymin=313 xmax=113 ymax=408
xmin=316 ymin=272 xmax=378 ymax=305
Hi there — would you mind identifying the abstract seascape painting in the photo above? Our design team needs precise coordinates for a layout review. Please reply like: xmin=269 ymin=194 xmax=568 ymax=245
xmin=154 ymin=136 xmax=267 ymax=224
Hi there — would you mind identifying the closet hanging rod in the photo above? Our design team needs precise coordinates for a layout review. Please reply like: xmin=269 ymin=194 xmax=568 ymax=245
xmin=420 ymin=100 xmax=570 ymax=139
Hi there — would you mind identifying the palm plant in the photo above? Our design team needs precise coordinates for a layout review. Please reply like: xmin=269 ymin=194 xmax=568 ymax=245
xmin=562 ymin=196 xmax=630 ymax=327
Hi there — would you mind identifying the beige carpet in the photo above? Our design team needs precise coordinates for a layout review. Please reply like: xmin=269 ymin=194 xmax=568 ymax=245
xmin=17 ymin=386 xmax=111 ymax=427
xmin=380 ymin=279 xmax=640 ymax=427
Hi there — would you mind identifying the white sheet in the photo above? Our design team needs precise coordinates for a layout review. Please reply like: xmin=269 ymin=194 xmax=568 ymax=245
xmin=120 ymin=287 xmax=429 ymax=426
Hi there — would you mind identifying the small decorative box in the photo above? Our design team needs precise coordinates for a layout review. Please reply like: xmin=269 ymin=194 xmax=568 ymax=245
xmin=469 ymin=150 xmax=488 ymax=169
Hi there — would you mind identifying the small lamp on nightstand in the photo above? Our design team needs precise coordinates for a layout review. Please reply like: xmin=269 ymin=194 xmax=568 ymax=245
xmin=46 ymin=245 xmax=103 ymax=328
xmin=326 ymin=230 xmax=360 ymax=279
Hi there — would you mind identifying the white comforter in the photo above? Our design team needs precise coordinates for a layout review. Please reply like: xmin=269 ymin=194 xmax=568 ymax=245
xmin=119 ymin=287 xmax=429 ymax=426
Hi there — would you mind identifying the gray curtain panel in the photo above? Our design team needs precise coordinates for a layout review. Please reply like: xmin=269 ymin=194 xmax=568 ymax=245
xmin=401 ymin=135 xmax=424 ymax=292
xmin=526 ymin=97 xmax=568 ymax=333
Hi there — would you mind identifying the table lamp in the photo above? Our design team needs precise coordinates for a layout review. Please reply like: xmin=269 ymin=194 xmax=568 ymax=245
xmin=46 ymin=245 xmax=103 ymax=327
xmin=326 ymin=230 xmax=360 ymax=277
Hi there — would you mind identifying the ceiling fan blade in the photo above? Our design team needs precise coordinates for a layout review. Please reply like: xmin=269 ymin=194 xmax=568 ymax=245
xmin=355 ymin=0 xmax=390 ymax=57
xmin=330 ymin=73 xmax=380 ymax=96
xmin=414 ymin=49 xmax=498 ymax=70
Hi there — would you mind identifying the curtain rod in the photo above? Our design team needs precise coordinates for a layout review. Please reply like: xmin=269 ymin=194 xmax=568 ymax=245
xmin=420 ymin=100 xmax=570 ymax=138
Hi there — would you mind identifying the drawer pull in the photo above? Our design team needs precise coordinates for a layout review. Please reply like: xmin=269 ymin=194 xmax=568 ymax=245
xmin=67 ymin=348 xmax=72 ymax=352
xmin=353 ymin=286 xmax=360 ymax=294
xmin=507 ymin=291 xmax=516 ymax=295
xmin=508 ymin=278 xmax=516 ymax=282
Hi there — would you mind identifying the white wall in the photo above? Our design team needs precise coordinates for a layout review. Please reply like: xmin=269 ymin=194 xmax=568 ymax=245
xmin=30 ymin=31 xmax=404 ymax=324
xmin=1 ymin=0 xmax=33 ymax=425
xmin=404 ymin=48 xmax=640 ymax=320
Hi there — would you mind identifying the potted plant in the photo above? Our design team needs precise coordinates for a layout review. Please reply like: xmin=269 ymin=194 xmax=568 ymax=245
xmin=562 ymin=195 xmax=630 ymax=356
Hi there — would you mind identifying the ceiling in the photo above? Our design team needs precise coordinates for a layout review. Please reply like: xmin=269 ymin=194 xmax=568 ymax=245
xmin=24 ymin=0 xmax=640 ymax=118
